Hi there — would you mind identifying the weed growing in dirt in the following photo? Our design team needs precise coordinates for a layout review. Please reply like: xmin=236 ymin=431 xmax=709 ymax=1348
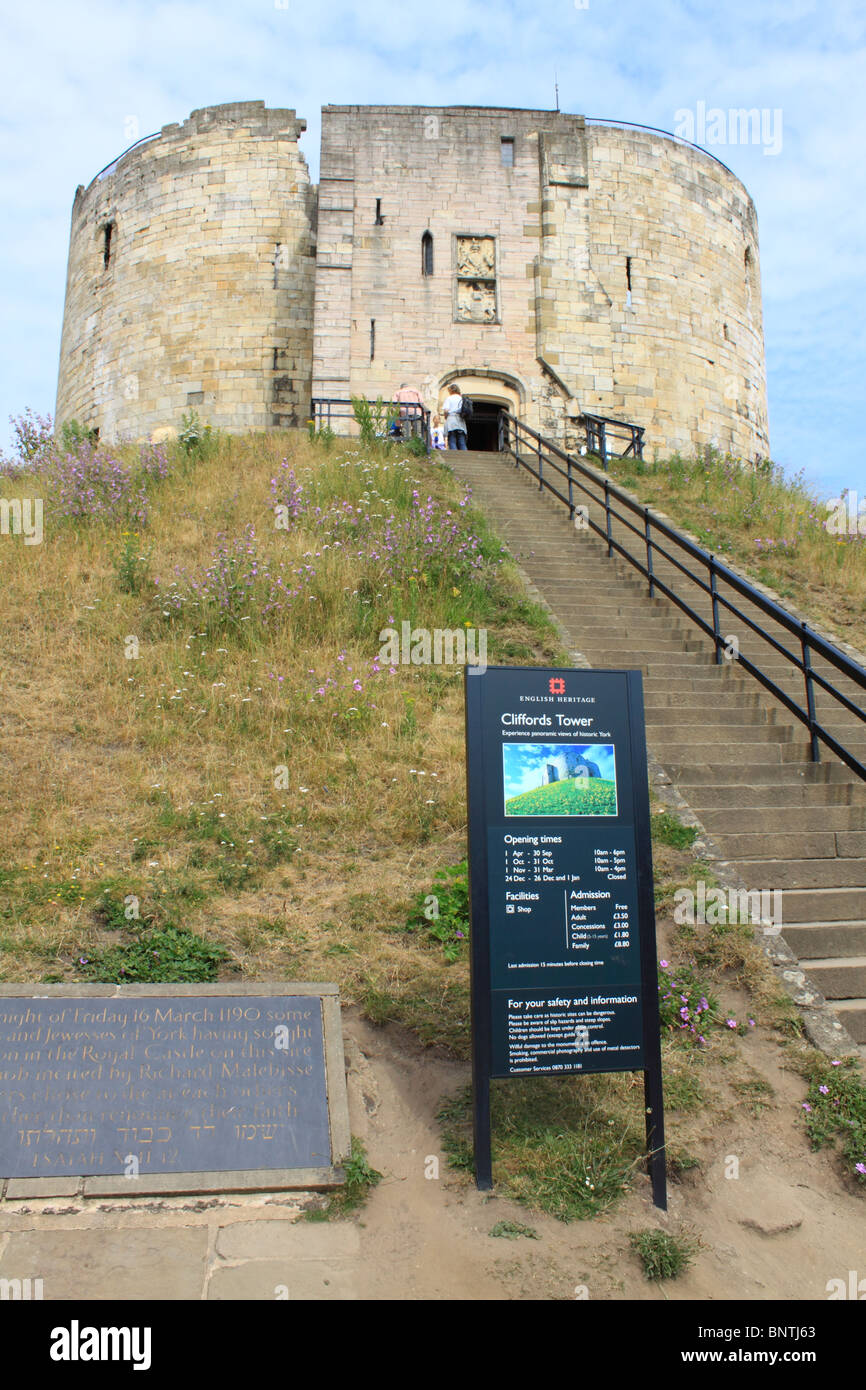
xmin=305 ymin=1138 xmax=383 ymax=1220
xmin=489 ymin=1220 xmax=537 ymax=1240
xmin=652 ymin=812 xmax=698 ymax=850
xmin=630 ymin=1228 xmax=697 ymax=1281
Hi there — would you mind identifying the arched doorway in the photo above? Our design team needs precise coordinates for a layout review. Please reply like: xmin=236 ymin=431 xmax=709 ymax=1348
xmin=465 ymin=401 xmax=503 ymax=451
xmin=437 ymin=370 xmax=525 ymax=452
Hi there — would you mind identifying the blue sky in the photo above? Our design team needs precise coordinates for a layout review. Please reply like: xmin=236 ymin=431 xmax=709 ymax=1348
xmin=1 ymin=0 xmax=864 ymax=498
xmin=503 ymin=744 xmax=617 ymax=799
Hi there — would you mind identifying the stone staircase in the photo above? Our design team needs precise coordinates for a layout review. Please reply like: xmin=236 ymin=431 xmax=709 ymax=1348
xmin=447 ymin=449 xmax=866 ymax=1051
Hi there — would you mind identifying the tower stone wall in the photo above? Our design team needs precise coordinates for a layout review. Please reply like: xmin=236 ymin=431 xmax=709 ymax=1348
xmin=56 ymin=101 xmax=769 ymax=461
xmin=55 ymin=102 xmax=315 ymax=440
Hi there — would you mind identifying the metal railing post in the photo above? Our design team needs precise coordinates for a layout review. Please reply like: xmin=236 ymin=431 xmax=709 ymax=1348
xmin=801 ymin=626 xmax=820 ymax=763
xmin=604 ymin=480 xmax=613 ymax=557
xmin=567 ymin=452 xmax=574 ymax=517
xmin=709 ymin=558 xmax=723 ymax=664
xmin=644 ymin=508 xmax=655 ymax=598
xmin=600 ymin=421 xmax=608 ymax=470
xmin=537 ymin=435 xmax=543 ymax=490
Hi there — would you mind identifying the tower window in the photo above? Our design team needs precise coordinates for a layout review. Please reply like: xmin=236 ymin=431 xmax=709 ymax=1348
xmin=500 ymin=137 xmax=515 ymax=167
xmin=103 ymin=222 xmax=115 ymax=269
xmin=626 ymin=257 xmax=632 ymax=291
xmin=422 ymin=231 xmax=433 ymax=277
xmin=375 ymin=199 xmax=384 ymax=226
xmin=370 ymin=319 xmax=375 ymax=361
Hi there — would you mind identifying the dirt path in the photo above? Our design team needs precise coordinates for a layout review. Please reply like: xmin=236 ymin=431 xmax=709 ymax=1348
xmin=339 ymin=1012 xmax=864 ymax=1301
xmin=0 ymin=1007 xmax=861 ymax=1300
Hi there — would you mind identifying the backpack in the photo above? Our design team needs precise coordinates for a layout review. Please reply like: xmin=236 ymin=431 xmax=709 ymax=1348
xmin=459 ymin=395 xmax=473 ymax=421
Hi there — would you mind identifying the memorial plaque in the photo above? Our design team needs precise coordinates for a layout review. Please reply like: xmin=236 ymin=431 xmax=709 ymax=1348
xmin=0 ymin=984 xmax=350 ymax=1196
xmin=465 ymin=666 xmax=666 ymax=1208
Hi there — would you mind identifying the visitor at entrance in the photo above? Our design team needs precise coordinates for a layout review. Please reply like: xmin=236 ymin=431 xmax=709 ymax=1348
xmin=393 ymin=382 xmax=424 ymax=439
xmin=442 ymin=384 xmax=468 ymax=449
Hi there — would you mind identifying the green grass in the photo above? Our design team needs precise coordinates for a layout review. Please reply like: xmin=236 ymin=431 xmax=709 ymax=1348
xmin=651 ymin=811 xmax=698 ymax=850
xmin=405 ymin=859 xmax=469 ymax=962
xmin=630 ymin=1228 xmax=697 ymax=1281
xmin=80 ymin=924 xmax=228 ymax=983
xmin=438 ymin=1078 xmax=646 ymax=1221
xmin=506 ymin=778 xmax=617 ymax=817
xmin=799 ymin=1056 xmax=866 ymax=1187
xmin=606 ymin=447 xmax=866 ymax=653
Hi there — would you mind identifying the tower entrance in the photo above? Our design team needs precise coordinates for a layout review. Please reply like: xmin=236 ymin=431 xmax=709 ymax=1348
xmin=466 ymin=401 xmax=505 ymax=451
xmin=437 ymin=371 xmax=524 ymax=453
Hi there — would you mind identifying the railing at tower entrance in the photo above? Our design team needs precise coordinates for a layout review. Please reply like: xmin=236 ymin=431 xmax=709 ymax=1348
xmin=310 ymin=398 xmax=430 ymax=451
xmin=498 ymin=413 xmax=866 ymax=781
xmin=581 ymin=413 xmax=645 ymax=465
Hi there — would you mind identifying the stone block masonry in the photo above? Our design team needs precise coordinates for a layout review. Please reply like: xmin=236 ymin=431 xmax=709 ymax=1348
xmin=56 ymin=102 xmax=769 ymax=461
xmin=55 ymin=102 xmax=315 ymax=439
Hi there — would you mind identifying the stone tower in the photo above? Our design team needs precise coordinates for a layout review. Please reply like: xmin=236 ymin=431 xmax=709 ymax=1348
xmin=55 ymin=102 xmax=315 ymax=439
xmin=56 ymin=101 xmax=769 ymax=461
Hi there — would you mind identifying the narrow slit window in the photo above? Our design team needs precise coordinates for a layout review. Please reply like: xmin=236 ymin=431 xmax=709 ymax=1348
xmin=500 ymin=137 xmax=515 ymax=167
xmin=422 ymin=231 xmax=433 ymax=277
xmin=626 ymin=257 xmax=632 ymax=290
xmin=370 ymin=319 xmax=375 ymax=361
xmin=375 ymin=199 xmax=384 ymax=225
xmin=103 ymin=222 xmax=114 ymax=269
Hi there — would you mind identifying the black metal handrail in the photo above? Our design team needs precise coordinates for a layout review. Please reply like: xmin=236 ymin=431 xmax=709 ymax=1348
xmin=581 ymin=413 xmax=645 ymax=464
xmin=499 ymin=413 xmax=866 ymax=780
xmin=310 ymin=397 xmax=430 ymax=450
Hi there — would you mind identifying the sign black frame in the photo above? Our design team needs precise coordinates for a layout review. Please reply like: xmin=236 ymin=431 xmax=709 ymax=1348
xmin=465 ymin=665 xmax=666 ymax=1211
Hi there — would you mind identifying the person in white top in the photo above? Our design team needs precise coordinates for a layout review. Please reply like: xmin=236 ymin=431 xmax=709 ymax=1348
xmin=431 ymin=414 xmax=446 ymax=450
xmin=442 ymin=384 xmax=468 ymax=449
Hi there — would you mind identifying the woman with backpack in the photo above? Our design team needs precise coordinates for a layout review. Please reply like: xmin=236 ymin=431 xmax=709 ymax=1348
xmin=442 ymin=383 xmax=471 ymax=449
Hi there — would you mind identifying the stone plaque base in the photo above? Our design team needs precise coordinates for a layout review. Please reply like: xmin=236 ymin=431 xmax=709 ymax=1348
xmin=0 ymin=984 xmax=350 ymax=1198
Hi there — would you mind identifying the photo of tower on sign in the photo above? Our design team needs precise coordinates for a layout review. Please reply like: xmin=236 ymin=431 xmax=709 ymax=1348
xmin=503 ymin=743 xmax=618 ymax=816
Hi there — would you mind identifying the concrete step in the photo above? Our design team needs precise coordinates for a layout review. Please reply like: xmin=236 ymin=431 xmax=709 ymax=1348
xmin=779 ymin=888 xmax=866 ymax=922
xmin=802 ymin=958 xmax=866 ymax=998
xmin=732 ymin=858 xmax=866 ymax=888
xmin=783 ymin=922 xmax=866 ymax=957
xmin=659 ymin=744 xmax=802 ymax=768
xmin=699 ymin=807 xmax=865 ymax=833
xmin=562 ymin=626 xmax=707 ymax=649
xmin=678 ymin=763 xmax=861 ymax=786
xmin=707 ymin=831 xmax=841 ymax=859
xmin=831 ymin=1001 xmax=866 ymax=1042
xmin=686 ymin=784 xmax=864 ymax=809
xmin=644 ymin=689 xmax=767 ymax=710
xmin=651 ymin=724 xmax=796 ymax=744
